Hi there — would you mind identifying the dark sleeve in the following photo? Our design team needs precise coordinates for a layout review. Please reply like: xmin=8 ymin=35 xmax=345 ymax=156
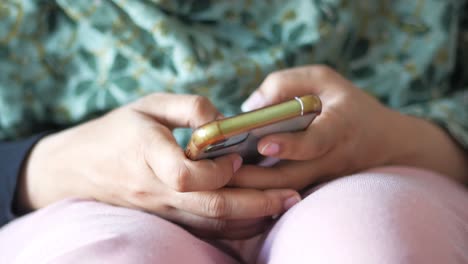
xmin=0 ymin=133 xmax=49 ymax=228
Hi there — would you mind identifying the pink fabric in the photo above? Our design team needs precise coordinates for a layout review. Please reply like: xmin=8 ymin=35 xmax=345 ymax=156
xmin=1 ymin=166 xmax=467 ymax=264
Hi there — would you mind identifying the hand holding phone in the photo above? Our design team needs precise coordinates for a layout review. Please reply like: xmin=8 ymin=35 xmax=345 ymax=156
xmin=185 ymin=95 xmax=322 ymax=164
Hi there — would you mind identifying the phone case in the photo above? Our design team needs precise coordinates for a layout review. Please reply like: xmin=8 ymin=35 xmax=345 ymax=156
xmin=185 ymin=95 xmax=322 ymax=164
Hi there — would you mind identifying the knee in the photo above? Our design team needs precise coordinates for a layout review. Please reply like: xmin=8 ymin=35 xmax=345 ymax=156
xmin=18 ymin=199 xmax=231 ymax=264
xmin=60 ymin=204 xmax=187 ymax=263
xmin=259 ymin=167 xmax=459 ymax=264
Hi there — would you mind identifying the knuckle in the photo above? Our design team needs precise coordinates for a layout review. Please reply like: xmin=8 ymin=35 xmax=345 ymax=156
xmin=265 ymin=72 xmax=281 ymax=84
xmin=310 ymin=138 xmax=329 ymax=157
xmin=310 ymin=65 xmax=334 ymax=80
xmin=171 ymin=161 xmax=192 ymax=192
xmin=131 ymin=189 xmax=152 ymax=202
xmin=146 ymin=92 xmax=164 ymax=101
xmin=132 ymin=92 xmax=162 ymax=109
xmin=127 ymin=179 xmax=151 ymax=202
xmin=211 ymin=220 xmax=228 ymax=233
xmin=209 ymin=161 xmax=228 ymax=188
xmin=264 ymin=72 xmax=283 ymax=91
xmin=262 ymin=72 xmax=287 ymax=99
xmin=281 ymin=139 xmax=300 ymax=158
xmin=260 ymin=197 xmax=275 ymax=216
xmin=204 ymin=193 xmax=229 ymax=218
xmin=191 ymin=95 xmax=211 ymax=116
xmin=286 ymin=134 xmax=326 ymax=160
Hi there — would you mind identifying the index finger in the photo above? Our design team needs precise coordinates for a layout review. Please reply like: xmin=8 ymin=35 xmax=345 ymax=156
xmin=171 ymin=188 xmax=301 ymax=219
xmin=242 ymin=65 xmax=345 ymax=111
xmin=131 ymin=93 xmax=221 ymax=129
xmin=145 ymin=123 xmax=243 ymax=192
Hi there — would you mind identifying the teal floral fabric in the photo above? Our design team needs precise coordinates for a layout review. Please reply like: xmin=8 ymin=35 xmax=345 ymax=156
xmin=0 ymin=0 xmax=467 ymax=148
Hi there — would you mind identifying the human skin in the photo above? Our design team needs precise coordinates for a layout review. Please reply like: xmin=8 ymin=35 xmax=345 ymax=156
xmin=233 ymin=65 xmax=468 ymax=190
xmin=15 ymin=94 xmax=301 ymax=239
xmin=15 ymin=66 xmax=468 ymax=240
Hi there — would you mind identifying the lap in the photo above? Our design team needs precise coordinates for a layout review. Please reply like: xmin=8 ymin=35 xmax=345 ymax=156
xmin=256 ymin=166 xmax=468 ymax=264
xmin=0 ymin=199 xmax=238 ymax=264
xmin=1 ymin=166 xmax=467 ymax=264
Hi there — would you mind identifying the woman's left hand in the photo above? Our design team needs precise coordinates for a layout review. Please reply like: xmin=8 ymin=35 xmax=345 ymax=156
xmin=230 ymin=65 xmax=468 ymax=190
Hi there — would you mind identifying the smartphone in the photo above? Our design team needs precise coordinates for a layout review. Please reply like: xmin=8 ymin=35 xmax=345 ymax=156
xmin=185 ymin=94 xmax=322 ymax=164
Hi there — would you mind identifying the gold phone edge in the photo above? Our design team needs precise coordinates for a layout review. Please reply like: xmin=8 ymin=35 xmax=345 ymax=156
xmin=185 ymin=94 xmax=321 ymax=160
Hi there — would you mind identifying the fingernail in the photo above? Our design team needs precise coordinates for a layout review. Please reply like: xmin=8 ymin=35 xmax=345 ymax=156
xmin=216 ymin=113 xmax=225 ymax=120
xmin=232 ymin=156 xmax=243 ymax=172
xmin=260 ymin=142 xmax=280 ymax=156
xmin=283 ymin=195 xmax=301 ymax=210
xmin=241 ymin=92 xmax=267 ymax=112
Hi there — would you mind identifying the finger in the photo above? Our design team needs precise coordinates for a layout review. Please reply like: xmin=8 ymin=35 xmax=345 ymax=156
xmin=164 ymin=209 xmax=272 ymax=239
xmin=186 ymin=218 xmax=271 ymax=239
xmin=131 ymin=93 xmax=220 ymax=128
xmin=171 ymin=188 xmax=301 ymax=219
xmin=257 ymin=112 xmax=340 ymax=160
xmin=241 ymin=65 xmax=342 ymax=111
xmin=230 ymin=157 xmax=336 ymax=190
xmin=124 ymin=187 xmax=272 ymax=239
xmin=146 ymin=124 xmax=243 ymax=192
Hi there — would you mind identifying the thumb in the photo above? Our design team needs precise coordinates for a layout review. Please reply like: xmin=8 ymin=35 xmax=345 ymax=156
xmin=241 ymin=65 xmax=336 ymax=112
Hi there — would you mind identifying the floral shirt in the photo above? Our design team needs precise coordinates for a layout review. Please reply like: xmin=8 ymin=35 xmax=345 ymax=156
xmin=0 ymin=0 xmax=467 ymax=148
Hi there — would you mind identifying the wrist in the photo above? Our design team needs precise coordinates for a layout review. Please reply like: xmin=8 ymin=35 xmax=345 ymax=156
xmin=15 ymin=134 xmax=56 ymax=212
xmin=385 ymin=110 xmax=468 ymax=183
xmin=384 ymin=110 xmax=421 ymax=165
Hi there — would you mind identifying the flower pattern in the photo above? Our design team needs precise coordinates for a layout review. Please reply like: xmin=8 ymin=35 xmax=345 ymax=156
xmin=0 ymin=0 xmax=467 ymax=148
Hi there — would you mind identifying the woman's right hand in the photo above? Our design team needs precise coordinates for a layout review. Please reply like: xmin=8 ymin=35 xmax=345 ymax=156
xmin=16 ymin=93 xmax=300 ymax=239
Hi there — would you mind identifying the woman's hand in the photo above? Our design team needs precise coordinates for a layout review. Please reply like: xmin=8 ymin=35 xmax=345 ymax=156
xmin=231 ymin=66 xmax=468 ymax=191
xmin=16 ymin=93 xmax=301 ymax=239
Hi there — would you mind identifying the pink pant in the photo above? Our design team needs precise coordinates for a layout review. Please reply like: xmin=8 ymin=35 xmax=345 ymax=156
xmin=1 ymin=166 xmax=467 ymax=264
